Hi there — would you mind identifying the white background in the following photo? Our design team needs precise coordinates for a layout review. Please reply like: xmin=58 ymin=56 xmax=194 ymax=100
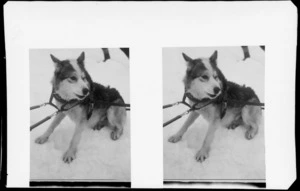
xmin=4 ymin=1 xmax=297 ymax=189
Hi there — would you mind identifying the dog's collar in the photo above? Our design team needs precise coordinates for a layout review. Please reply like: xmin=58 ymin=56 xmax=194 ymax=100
xmin=52 ymin=90 xmax=94 ymax=120
xmin=52 ymin=92 xmax=75 ymax=104
xmin=184 ymin=91 xmax=228 ymax=119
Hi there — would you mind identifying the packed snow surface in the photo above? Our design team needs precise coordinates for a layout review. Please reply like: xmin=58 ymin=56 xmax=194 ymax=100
xmin=163 ymin=47 xmax=265 ymax=182
xmin=30 ymin=48 xmax=130 ymax=181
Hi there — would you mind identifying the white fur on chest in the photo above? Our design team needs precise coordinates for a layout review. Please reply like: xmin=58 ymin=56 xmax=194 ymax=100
xmin=56 ymin=101 xmax=86 ymax=123
xmin=66 ymin=107 xmax=84 ymax=123
xmin=189 ymin=100 xmax=217 ymax=123
xmin=196 ymin=105 xmax=217 ymax=123
xmin=193 ymin=101 xmax=239 ymax=128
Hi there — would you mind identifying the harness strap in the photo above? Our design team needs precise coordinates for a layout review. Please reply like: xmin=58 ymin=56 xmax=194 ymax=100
xmin=52 ymin=92 xmax=72 ymax=105
xmin=30 ymin=111 xmax=60 ymax=131
xmin=220 ymin=100 xmax=228 ymax=119
xmin=30 ymin=103 xmax=48 ymax=110
xmin=163 ymin=109 xmax=192 ymax=127
xmin=220 ymin=92 xmax=228 ymax=119
xmin=163 ymin=92 xmax=265 ymax=127
xmin=163 ymin=102 xmax=181 ymax=109
xmin=49 ymin=88 xmax=55 ymax=103
xmin=86 ymin=102 xmax=94 ymax=119
xmin=107 ymin=102 xmax=130 ymax=108
xmin=227 ymin=99 xmax=265 ymax=107
xmin=30 ymin=88 xmax=131 ymax=131
xmin=163 ymin=99 xmax=215 ymax=127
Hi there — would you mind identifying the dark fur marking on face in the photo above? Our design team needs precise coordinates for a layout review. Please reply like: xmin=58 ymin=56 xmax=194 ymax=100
xmin=214 ymin=67 xmax=227 ymax=90
xmin=76 ymin=52 xmax=93 ymax=90
xmin=51 ymin=60 xmax=75 ymax=88
xmin=183 ymin=58 xmax=207 ymax=90
xmin=75 ymin=52 xmax=92 ymax=89
xmin=83 ymin=68 xmax=93 ymax=91
xmin=182 ymin=51 xmax=228 ymax=102
xmin=187 ymin=59 xmax=207 ymax=79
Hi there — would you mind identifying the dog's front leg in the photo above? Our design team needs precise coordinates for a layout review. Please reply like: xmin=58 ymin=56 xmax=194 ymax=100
xmin=63 ymin=123 xmax=84 ymax=163
xmin=35 ymin=112 xmax=66 ymax=144
xmin=168 ymin=111 xmax=200 ymax=143
xmin=195 ymin=120 xmax=219 ymax=162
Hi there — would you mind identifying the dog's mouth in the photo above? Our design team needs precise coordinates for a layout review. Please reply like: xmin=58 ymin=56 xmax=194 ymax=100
xmin=186 ymin=91 xmax=220 ymax=103
xmin=75 ymin=93 xmax=89 ymax=100
xmin=207 ymin=92 xmax=220 ymax=99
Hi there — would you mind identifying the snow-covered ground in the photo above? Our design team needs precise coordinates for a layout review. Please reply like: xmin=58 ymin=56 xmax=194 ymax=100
xmin=30 ymin=48 xmax=130 ymax=181
xmin=163 ymin=47 xmax=265 ymax=182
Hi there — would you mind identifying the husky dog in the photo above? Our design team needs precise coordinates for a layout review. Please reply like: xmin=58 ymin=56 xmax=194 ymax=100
xmin=35 ymin=52 xmax=127 ymax=163
xmin=168 ymin=51 xmax=262 ymax=162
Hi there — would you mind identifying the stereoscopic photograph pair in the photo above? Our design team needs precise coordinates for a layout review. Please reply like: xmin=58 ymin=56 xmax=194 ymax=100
xmin=30 ymin=47 xmax=265 ymax=186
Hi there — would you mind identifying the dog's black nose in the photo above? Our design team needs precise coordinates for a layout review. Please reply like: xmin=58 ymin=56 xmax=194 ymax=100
xmin=82 ymin=88 xmax=89 ymax=95
xmin=213 ymin=87 xmax=220 ymax=94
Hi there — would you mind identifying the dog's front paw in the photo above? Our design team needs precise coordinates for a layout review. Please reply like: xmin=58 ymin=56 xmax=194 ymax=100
xmin=63 ymin=149 xmax=76 ymax=163
xmin=245 ymin=128 xmax=258 ymax=140
xmin=168 ymin=134 xmax=182 ymax=143
xmin=35 ymin=135 xmax=49 ymax=144
xmin=227 ymin=123 xmax=239 ymax=130
xmin=195 ymin=148 xmax=209 ymax=162
xmin=93 ymin=124 xmax=103 ymax=131
xmin=111 ymin=129 xmax=123 ymax=140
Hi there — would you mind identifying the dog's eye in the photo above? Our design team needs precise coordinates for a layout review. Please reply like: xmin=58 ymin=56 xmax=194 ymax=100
xmin=201 ymin=75 xmax=209 ymax=80
xmin=70 ymin=76 xmax=77 ymax=81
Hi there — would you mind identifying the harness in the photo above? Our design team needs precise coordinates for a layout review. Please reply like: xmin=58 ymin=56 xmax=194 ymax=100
xmin=52 ymin=90 xmax=95 ymax=119
xmin=30 ymin=88 xmax=130 ymax=131
xmin=163 ymin=92 xmax=264 ymax=128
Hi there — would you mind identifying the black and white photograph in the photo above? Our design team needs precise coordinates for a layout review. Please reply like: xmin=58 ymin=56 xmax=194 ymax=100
xmin=29 ymin=48 xmax=130 ymax=183
xmin=163 ymin=47 xmax=265 ymax=183
xmin=5 ymin=1 xmax=296 ymax=189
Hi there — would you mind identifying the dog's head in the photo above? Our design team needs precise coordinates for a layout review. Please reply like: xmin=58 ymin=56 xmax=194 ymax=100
xmin=50 ymin=52 xmax=93 ymax=101
xmin=182 ymin=50 xmax=226 ymax=101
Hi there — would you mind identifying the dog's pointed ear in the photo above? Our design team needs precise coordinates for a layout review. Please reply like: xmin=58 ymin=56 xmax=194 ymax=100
xmin=77 ymin=52 xmax=85 ymax=64
xmin=182 ymin=52 xmax=196 ymax=71
xmin=182 ymin=52 xmax=193 ymax=63
xmin=50 ymin=54 xmax=61 ymax=64
xmin=210 ymin=50 xmax=218 ymax=62
xmin=50 ymin=54 xmax=62 ymax=69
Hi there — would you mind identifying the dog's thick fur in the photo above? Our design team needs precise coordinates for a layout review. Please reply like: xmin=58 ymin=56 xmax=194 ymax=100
xmin=35 ymin=52 xmax=126 ymax=163
xmin=168 ymin=51 xmax=262 ymax=162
